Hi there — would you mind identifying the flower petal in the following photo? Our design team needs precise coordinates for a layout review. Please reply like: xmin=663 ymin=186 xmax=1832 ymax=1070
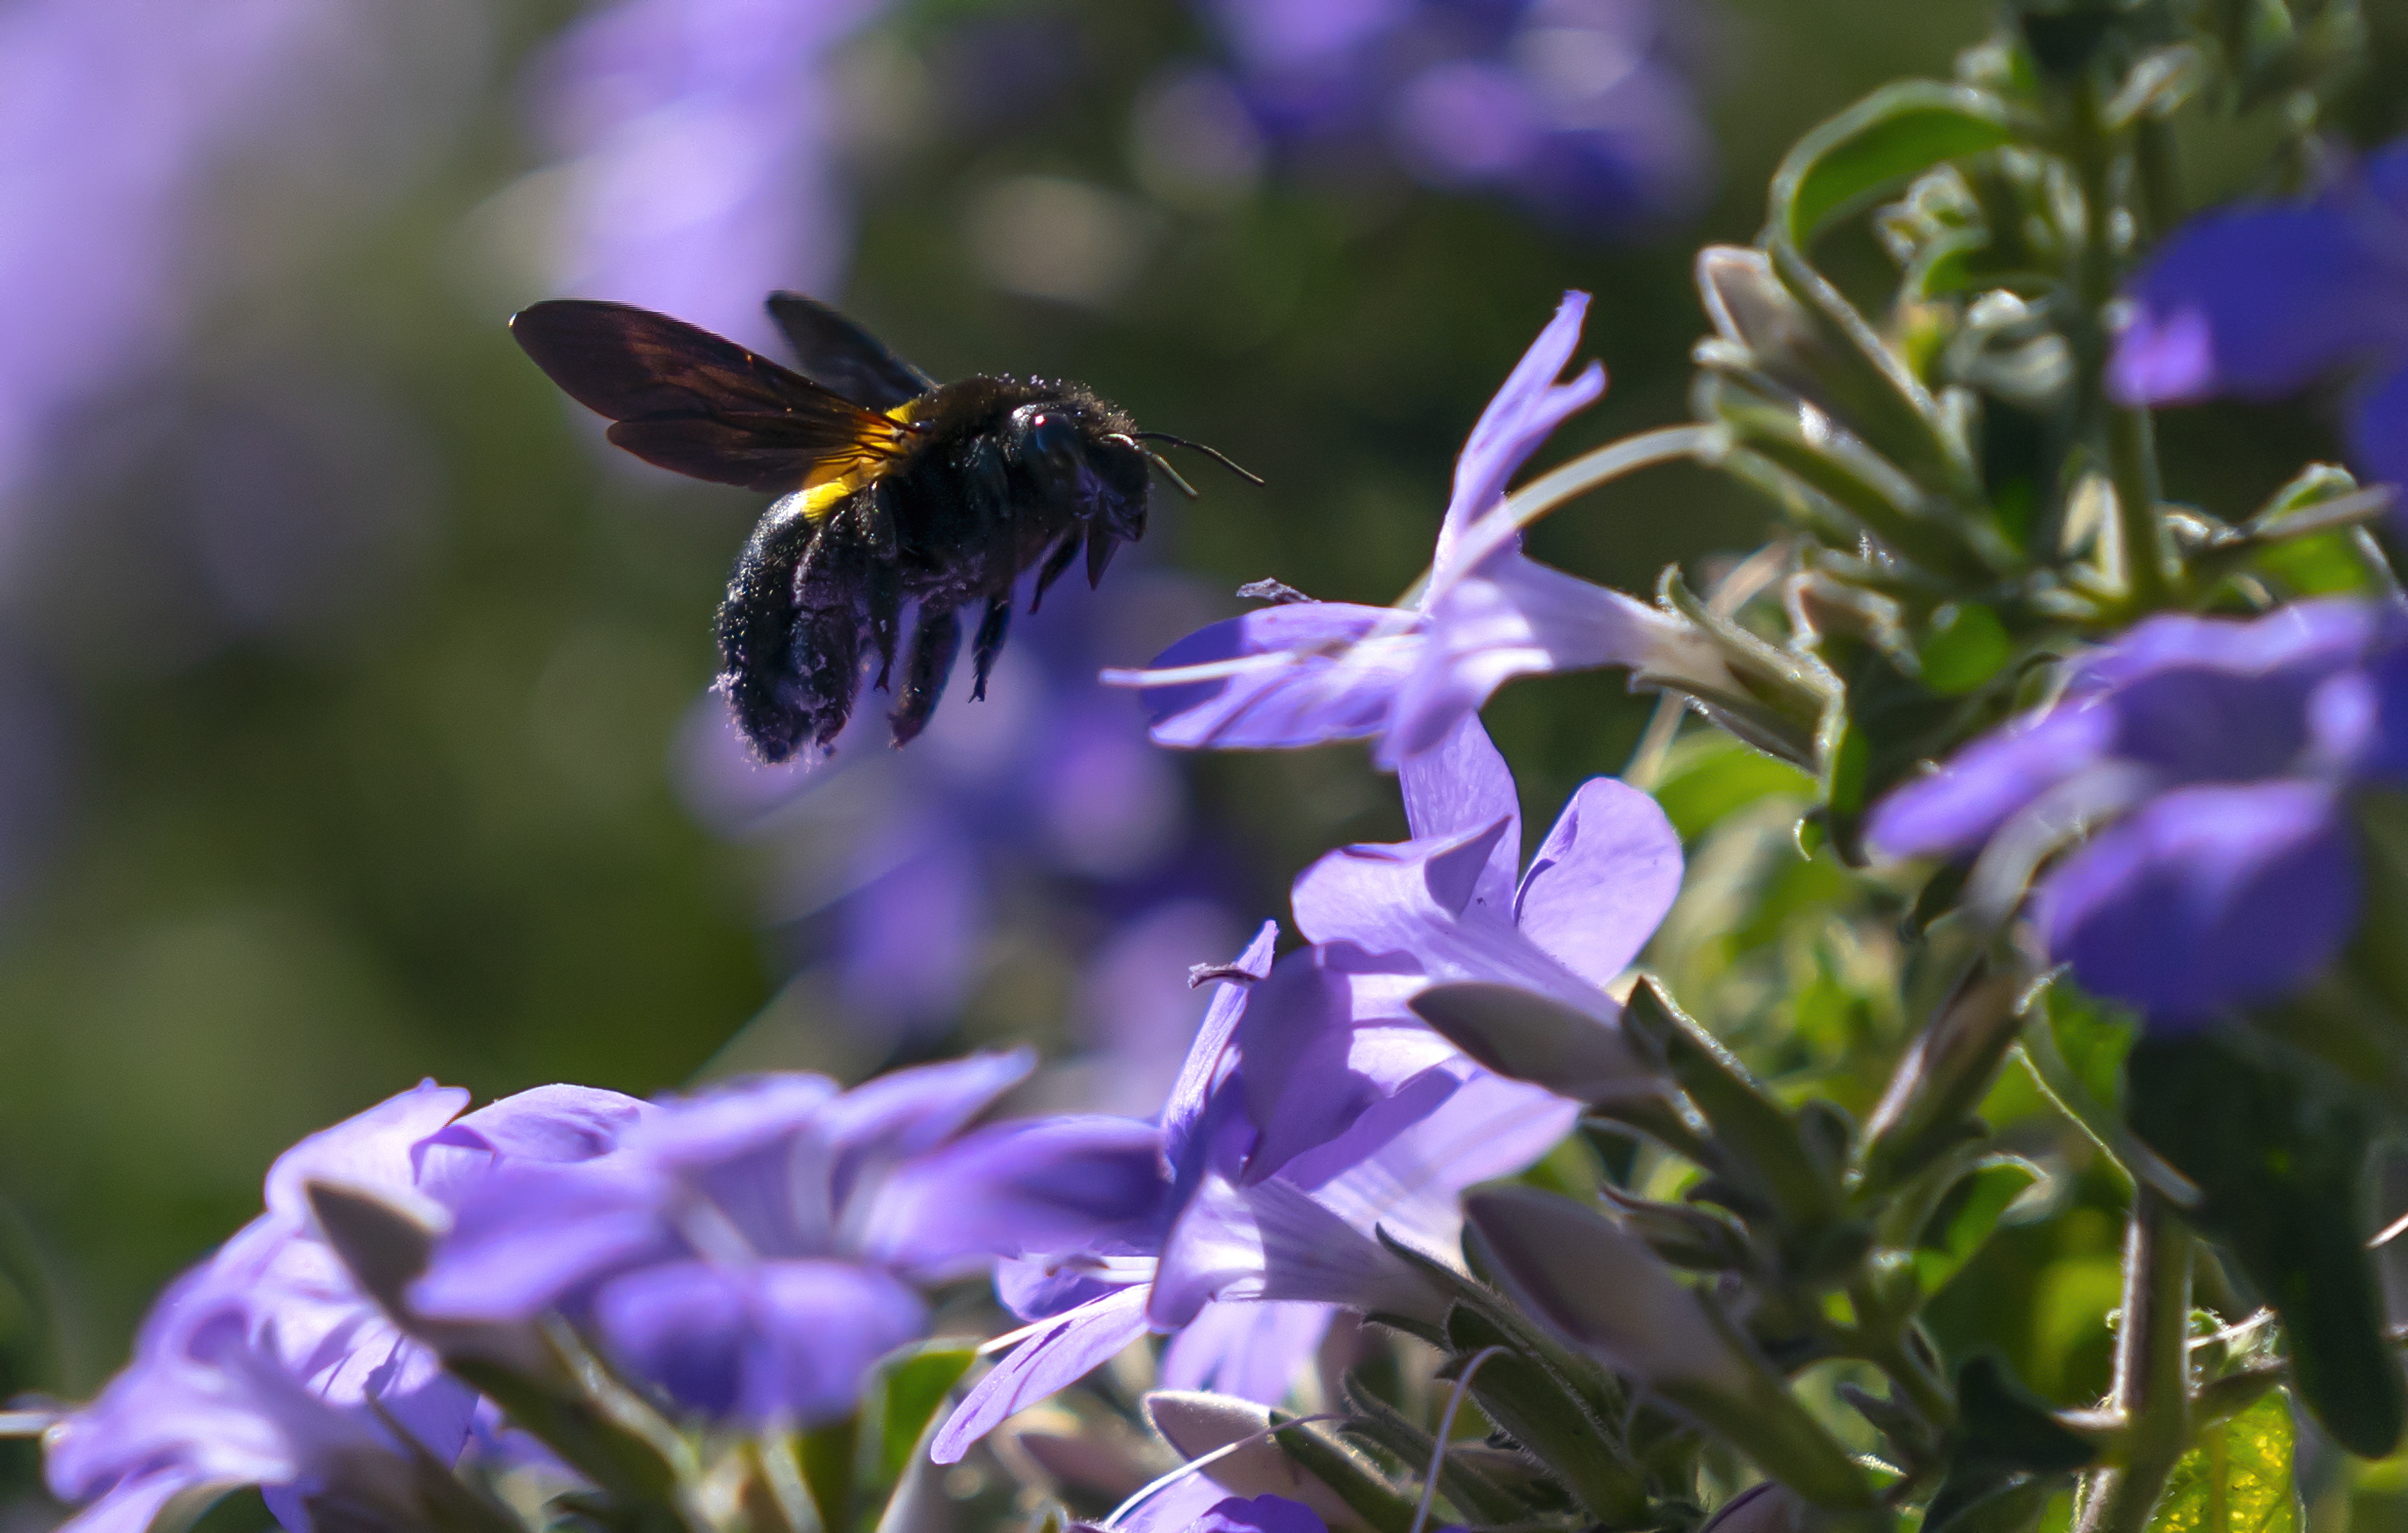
xmin=1124 ymin=603 xmax=1412 ymax=750
xmin=2109 ymin=195 xmax=2408 ymax=404
xmin=929 ymin=1284 xmax=1153 ymax=1464
xmin=1162 ymin=921 xmax=1282 ymax=1184
xmin=1157 ymin=1301 xmax=1335 ymax=1406
xmin=864 ymin=1115 xmax=1169 ymax=1276
xmin=410 ymin=1161 xmax=673 ymax=1322
xmin=2037 ymin=780 xmax=2359 ymax=1024
xmin=262 ymin=1081 xmax=469 ymax=1225
xmin=1432 ymin=291 xmax=1606 ymax=585
xmin=2351 ymin=359 xmax=2408 ymax=491
xmin=1383 ymin=557 xmax=1670 ymax=766
xmin=1514 ymin=776 xmax=1682 ymax=989
xmin=1396 ymin=716 xmax=1520 ymax=908
xmin=1867 ymin=704 xmax=2116 ymax=859
xmin=1148 ymin=1172 xmax=1444 ymax=1330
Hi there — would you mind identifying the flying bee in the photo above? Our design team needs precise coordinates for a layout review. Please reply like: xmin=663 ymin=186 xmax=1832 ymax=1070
xmin=510 ymin=292 xmax=1259 ymax=762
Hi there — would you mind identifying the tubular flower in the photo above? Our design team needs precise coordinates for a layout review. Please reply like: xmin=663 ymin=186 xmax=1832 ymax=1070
xmin=1107 ymin=291 xmax=1728 ymax=769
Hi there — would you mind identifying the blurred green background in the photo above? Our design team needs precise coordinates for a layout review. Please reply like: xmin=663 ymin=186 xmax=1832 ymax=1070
xmin=0 ymin=0 xmax=2403 ymax=1466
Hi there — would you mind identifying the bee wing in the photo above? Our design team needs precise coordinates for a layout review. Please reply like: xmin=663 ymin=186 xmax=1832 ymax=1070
xmin=765 ymin=291 xmax=938 ymax=410
xmin=604 ymin=413 xmax=898 ymax=491
xmin=511 ymin=299 xmax=912 ymax=491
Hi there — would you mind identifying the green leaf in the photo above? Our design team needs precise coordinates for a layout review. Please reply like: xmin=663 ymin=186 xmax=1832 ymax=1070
xmin=1771 ymin=82 xmax=2017 ymax=246
xmin=1915 ymin=1158 xmax=2044 ymax=1297
xmin=1918 ymin=605 xmax=2012 ymax=696
xmin=1650 ymin=732 xmax=1816 ymax=841
xmin=2148 ymin=1391 xmax=2300 ymax=1533
xmin=866 ymin=1340 xmax=976 ymax=1487
xmin=2126 ymin=1034 xmax=2404 ymax=1457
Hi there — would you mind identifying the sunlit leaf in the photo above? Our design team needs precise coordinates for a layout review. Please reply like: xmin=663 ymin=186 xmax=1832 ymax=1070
xmin=1772 ymin=82 xmax=2017 ymax=246
xmin=2149 ymin=1391 xmax=2299 ymax=1533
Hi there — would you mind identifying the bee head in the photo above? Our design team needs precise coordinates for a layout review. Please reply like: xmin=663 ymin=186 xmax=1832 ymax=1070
xmin=1008 ymin=399 xmax=1149 ymax=535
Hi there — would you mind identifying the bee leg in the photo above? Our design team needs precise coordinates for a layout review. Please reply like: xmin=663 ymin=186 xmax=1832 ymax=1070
xmin=865 ymin=557 xmax=903 ymax=692
xmin=889 ymin=603 xmax=961 ymax=746
xmin=1028 ymin=534 xmax=1080 ymax=614
xmin=1084 ymin=527 xmax=1121 ymax=588
xmin=793 ymin=517 xmax=875 ymax=752
xmin=970 ymin=595 xmax=1012 ymax=701
xmin=716 ymin=497 xmax=826 ymax=762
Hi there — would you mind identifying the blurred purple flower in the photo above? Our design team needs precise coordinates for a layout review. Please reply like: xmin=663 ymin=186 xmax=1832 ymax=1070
xmin=0 ymin=0 xmax=352 ymax=519
xmin=1192 ymin=0 xmax=1713 ymax=231
xmin=1869 ymin=599 xmax=2408 ymax=1026
xmin=2109 ymin=139 xmax=2408 ymax=491
xmin=412 ymin=1052 xmax=1169 ymax=1427
xmin=527 ymin=0 xmax=889 ymax=351
xmin=1110 ymin=292 xmax=1714 ymax=769
xmin=683 ymin=573 xmax=1225 ymax=1050
xmin=44 ymin=1079 xmax=647 ymax=1533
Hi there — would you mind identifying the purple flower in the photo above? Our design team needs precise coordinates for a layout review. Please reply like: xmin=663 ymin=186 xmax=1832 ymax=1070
xmin=45 ymin=1080 xmax=648 ymax=1533
xmin=411 ymin=1052 xmax=1168 ymax=1427
xmin=681 ymin=572 xmax=1227 ymax=1050
xmin=932 ymin=718 xmax=1661 ymax=1459
xmin=1193 ymin=0 xmax=1713 ymax=232
xmin=1109 ymin=292 xmax=1713 ymax=768
xmin=526 ymin=0 xmax=888 ymax=353
xmin=1868 ymin=599 xmax=2408 ymax=1026
xmin=2109 ymin=140 xmax=2408 ymax=490
xmin=1150 ymin=1493 xmax=1331 ymax=1533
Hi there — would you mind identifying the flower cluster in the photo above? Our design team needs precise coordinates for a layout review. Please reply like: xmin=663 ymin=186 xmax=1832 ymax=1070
xmin=44 ymin=1080 xmax=645 ymax=1533
xmin=1870 ymin=599 xmax=2408 ymax=1026
xmin=47 ymin=44 xmax=2408 ymax=1533
xmin=1191 ymin=0 xmax=1714 ymax=233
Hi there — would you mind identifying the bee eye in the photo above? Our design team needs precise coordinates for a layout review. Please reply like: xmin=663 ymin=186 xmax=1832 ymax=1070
xmin=1023 ymin=409 xmax=1080 ymax=461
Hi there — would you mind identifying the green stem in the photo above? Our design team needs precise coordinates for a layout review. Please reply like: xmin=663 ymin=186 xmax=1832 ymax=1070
xmin=2076 ymin=1188 xmax=2194 ymax=1533
xmin=2064 ymin=70 xmax=2171 ymax=610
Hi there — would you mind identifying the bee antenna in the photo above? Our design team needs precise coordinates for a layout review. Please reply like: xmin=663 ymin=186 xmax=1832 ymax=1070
xmin=1133 ymin=432 xmax=1266 ymax=486
xmin=1142 ymin=448 xmax=1200 ymax=500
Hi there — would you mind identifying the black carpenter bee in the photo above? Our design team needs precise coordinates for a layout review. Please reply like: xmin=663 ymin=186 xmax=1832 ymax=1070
xmin=511 ymin=293 xmax=1258 ymax=762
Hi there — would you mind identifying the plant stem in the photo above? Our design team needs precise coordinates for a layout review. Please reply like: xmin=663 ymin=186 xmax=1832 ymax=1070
xmin=2077 ymin=1188 xmax=2194 ymax=1533
xmin=2063 ymin=69 xmax=2172 ymax=610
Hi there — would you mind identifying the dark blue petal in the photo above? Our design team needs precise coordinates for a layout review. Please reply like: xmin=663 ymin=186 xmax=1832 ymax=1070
xmin=1193 ymin=1494 xmax=1331 ymax=1533
xmin=2109 ymin=199 xmax=2408 ymax=403
xmin=1867 ymin=705 xmax=2114 ymax=859
xmin=2037 ymin=781 xmax=2358 ymax=1025
xmin=2351 ymin=360 xmax=2408 ymax=492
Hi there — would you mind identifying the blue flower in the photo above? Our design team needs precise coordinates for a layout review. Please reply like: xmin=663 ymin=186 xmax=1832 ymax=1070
xmin=1108 ymin=292 xmax=1722 ymax=768
xmin=1868 ymin=599 xmax=2408 ymax=1026
xmin=1192 ymin=0 xmax=1713 ymax=233
xmin=2109 ymin=140 xmax=2408 ymax=490
xmin=934 ymin=715 xmax=1675 ymax=1460
xmin=411 ymin=1053 xmax=1166 ymax=1427
xmin=44 ymin=1080 xmax=648 ymax=1533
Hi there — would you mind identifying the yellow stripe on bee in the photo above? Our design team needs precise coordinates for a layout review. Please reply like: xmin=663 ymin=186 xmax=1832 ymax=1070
xmin=798 ymin=478 xmax=856 ymax=522
xmin=797 ymin=401 xmax=924 ymax=521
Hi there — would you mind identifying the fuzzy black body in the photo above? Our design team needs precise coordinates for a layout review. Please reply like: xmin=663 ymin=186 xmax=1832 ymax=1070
xmin=510 ymin=294 xmax=1163 ymax=762
xmin=719 ymin=374 xmax=1150 ymax=759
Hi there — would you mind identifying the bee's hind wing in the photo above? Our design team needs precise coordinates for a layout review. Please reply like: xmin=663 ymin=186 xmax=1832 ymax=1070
xmin=766 ymin=291 xmax=938 ymax=410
